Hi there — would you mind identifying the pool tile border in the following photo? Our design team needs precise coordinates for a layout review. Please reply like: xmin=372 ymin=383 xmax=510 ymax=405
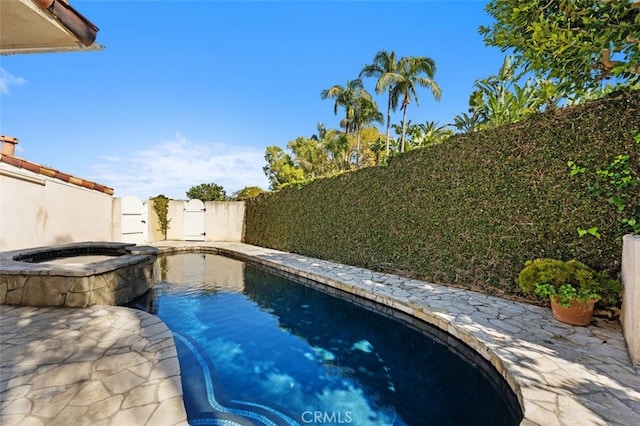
xmin=153 ymin=242 xmax=640 ymax=426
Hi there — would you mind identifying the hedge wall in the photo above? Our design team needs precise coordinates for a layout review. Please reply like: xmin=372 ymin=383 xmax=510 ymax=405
xmin=245 ymin=90 xmax=640 ymax=301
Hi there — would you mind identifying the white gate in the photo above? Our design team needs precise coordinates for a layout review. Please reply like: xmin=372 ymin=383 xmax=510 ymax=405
xmin=121 ymin=196 xmax=147 ymax=244
xmin=184 ymin=199 xmax=205 ymax=241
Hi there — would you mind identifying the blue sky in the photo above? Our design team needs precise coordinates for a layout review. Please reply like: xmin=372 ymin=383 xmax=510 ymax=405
xmin=0 ymin=0 xmax=505 ymax=199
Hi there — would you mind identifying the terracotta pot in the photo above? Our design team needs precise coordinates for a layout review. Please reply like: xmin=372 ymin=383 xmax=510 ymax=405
xmin=550 ymin=297 xmax=598 ymax=326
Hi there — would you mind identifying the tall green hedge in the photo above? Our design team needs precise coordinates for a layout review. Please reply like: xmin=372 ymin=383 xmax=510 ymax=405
xmin=245 ymin=90 xmax=640 ymax=300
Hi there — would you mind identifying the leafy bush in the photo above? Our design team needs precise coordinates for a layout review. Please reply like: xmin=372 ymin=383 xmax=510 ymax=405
xmin=233 ymin=186 xmax=264 ymax=200
xmin=517 ymin=258 xmax=621 ymax=307
xmin=186 ymin=183 xmax=227 ymax=201
xmin=245 ymin=90 xmax=640 ymax=300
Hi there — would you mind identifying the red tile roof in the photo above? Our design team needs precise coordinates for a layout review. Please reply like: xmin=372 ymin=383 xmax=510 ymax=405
xmin=0 ymin=152 xmax=115 ymax=196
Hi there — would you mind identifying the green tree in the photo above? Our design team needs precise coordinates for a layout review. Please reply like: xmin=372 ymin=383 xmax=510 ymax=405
xmin=360 ymin=50 xmax=402 ymax=156
xmin=233 ymin=186 xmax=264 ymax=200
xmin=351 ymin=96 xmax=384 ymax=165
xmin=320 ymin=129 xmax=353 ymax=171
xmin=311 ymin=122 xmax=328 ymax=141
xmin=263 ymin=123 xmax=386 ymax=189
xmin=360 ymin=51 xmax=443 ymax=155
xmin=479 ymin=0 xmax=640 ymax=92
xmin=392 ymin=120 xmax=452 ymax=151
xmin=450 ymin=112 xmax=479 ymax=134
xmin=369 ymin=136 xmax=386 ymax=165
xmin=288 ymin=135 xmax=329 ymax=177
xmin=320 ymin=79 xmax=372 ymax=134
xmin=411 ymin=121 xmax=453 ymax=147
xmin=453 ymin=56 xmax=563 ymax=132
xmin=392 ymin=56 xmax=442 ymax=152
xmin=355 ymin=127 xmax=386 ymax=166
xmin=186 ymin=183 xmax=227 ymax=202
xmin=321 ymin=80 xmax=382 ymax=166
xmin=263 ymin=146 xmax=305 ymax=190
xmin=471 ymin=56 xmax=546 ymax=128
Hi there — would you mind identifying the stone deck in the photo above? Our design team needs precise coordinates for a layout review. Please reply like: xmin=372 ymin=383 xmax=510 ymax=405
xmin=1 ymin=241 xmax=639 ymax=425
xmin=0 ymin=306 xmax=187 ymax=426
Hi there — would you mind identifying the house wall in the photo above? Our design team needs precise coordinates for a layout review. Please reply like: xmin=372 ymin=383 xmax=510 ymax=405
xmin=0 ymin=161 xmax=247 ymax=252
xmin=0 ymin=163 xmax=117 ymax=251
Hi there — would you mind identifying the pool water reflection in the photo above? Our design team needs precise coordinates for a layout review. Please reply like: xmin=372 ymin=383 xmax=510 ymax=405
xmin=130 ymin=253 xmax=522 ymax=426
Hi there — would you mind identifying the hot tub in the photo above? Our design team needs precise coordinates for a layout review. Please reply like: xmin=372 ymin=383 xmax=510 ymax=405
xmin=0 ymin=242 xmax=159 ymax=308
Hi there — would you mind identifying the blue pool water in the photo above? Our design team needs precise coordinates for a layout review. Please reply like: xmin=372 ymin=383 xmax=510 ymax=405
xmin=130 ymin=253 xmax=521 ymax=426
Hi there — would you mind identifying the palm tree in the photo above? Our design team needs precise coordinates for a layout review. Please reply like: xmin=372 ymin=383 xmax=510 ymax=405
xmin=392 ymin=120 xmax=451 ymax=150
xmin=460 ymin=55 xmax=560 ymax=131
xmin=351 ymin=96 xmax=383 ymax=165
xmin=351 ymin=95 xmax=384 ymax=132
xmin=361 ymin=52 xmax=442 ymax=153
xmin=450 ymin=112 xmax=479 ymax=134
xmin=288 ymin=136 xmax=327 ymax=178
xmin=320 ymin=79 xmax=366 ymax=134
xmin=311 ymin=122 xmax=327 ymax=141
xmin=360 ymin=50 xmax=401 ymax=156
xmin=394 ymin=56 xmax=441 ymax=152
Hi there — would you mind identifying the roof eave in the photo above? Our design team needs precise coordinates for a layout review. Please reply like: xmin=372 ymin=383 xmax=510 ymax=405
xmin=1 ymin=42 xmax=104 ymax=56
xmin=0 ymin=0 xmax=101 ymax=56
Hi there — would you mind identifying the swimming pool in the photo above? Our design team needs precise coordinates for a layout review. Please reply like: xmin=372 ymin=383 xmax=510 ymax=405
xmin=130 ymin=253 xmax=522 ymax=425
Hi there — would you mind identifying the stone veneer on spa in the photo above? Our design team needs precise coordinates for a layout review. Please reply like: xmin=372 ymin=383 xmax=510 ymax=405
xmin=0 ymin=242 xmax=159 ymax=308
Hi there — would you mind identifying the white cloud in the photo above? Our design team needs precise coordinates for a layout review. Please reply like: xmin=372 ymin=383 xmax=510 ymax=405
xmin=0 ymin=68 xmax=26 ymax=95
xmin=89 ymin=133 xmax=269 ymax=200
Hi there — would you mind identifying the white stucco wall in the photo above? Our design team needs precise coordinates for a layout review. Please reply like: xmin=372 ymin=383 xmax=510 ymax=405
xmin=205 ymin=201 xmax=245 ymax=242
xmin=0 ymin=163 xmax=116 ymax=251
xmin=166 ymin=200 xmax=186 ymax=241
xmin=145 ymin=200 xmax=165 ymax=243
xmin=152 ymin=200 xmax=245 ymax=243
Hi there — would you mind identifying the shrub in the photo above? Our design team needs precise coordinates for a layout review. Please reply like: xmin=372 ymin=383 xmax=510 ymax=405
xmin=245 ymin=90 xmax=640 ymax=300
xmin=517 ymin=258 xmax=621 ymax=307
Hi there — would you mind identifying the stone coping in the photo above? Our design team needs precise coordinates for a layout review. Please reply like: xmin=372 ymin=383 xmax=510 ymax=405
xmin=151 ymin=241 xmax=640 ymax=426
xmin=0 ymin=242 xmax=159 ymax=277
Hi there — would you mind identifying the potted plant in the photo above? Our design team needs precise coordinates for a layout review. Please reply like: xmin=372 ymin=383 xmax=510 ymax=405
xmin=517 ymin=258 xmax=622 ymax=326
